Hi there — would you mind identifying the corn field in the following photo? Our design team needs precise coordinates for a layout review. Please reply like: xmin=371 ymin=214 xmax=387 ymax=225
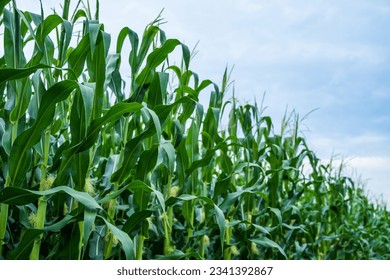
xmin=0 ymin=0 xmax=389 ymax=260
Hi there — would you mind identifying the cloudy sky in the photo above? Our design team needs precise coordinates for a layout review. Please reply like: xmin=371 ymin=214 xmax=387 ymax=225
xmin=18 ymin=0 xmax=390 ymax=204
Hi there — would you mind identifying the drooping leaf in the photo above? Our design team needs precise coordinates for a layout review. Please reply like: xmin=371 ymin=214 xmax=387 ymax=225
xmin=100 ymin=217 xmax=135 ymax=260
xmin=0 ymin=64 xmax=50 ymax=83
xmin=250 ymin=236 xmax=287 ymax=259
xmin=0 ymin=186 xmax=102 ymax=210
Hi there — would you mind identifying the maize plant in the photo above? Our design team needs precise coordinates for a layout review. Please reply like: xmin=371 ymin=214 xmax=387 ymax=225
xmin=0 ymin=0 xmax=389 ymax=260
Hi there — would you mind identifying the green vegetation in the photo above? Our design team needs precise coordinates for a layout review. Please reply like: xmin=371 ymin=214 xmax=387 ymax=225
xmin=0 ymin=0 xmax=389 ymax=260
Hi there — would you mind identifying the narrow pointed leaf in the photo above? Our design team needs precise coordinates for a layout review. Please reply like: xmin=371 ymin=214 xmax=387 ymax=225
xmin=250 ymin=237 xmax=287 ymax=259
xmin=0 ymin=186 xmax=102 ymax=210
xmin=8 ymin=80 xmax=78 ymax=187
xmin=101 ymin=217 xmax=135 ymax=260
xmin=0 ymin=64 xmax=49 ymax=83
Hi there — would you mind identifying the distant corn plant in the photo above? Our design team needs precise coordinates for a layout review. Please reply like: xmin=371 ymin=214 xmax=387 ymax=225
xmin=0 ymin=0 xmax=389 ymax=260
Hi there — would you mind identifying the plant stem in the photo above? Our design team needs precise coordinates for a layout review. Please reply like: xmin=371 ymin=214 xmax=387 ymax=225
xmin=223 ymin=223 xmax=232 ymax=260
xmin=30 ymin=128 xmax=51 ymax=260
xmin=0 ymin=203 xmax=9 ymax=256
xmin=29 ymin=197 xmax=48 ymax=259
xmin=103 ymin=235 xmax=114 ymax=259
xmin=199 ymin=235 xmax=205 ymax=259
xmin=78 ymin=221 xmax=85 ymax=260
xmin=163 ymin=219 xmax=170 ymax=255
xmin=104 ymin=181 xmax=119 ymax=259
xmin=163 ymin=176 xmax=173 ymax=255
xmin=0 ymin=119 xmax=20 ymax=255
xmin=136 ymin=234 xmax=145 ymax=260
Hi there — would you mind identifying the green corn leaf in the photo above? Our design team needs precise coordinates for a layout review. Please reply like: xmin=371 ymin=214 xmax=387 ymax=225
xmin=165 ymin=194 xmax=225 ymax=250
xmin=181 ymin=43 xmax=191 ymax=70
xmin=70 ymin=92 xmax=86 ymax=143
xmin=28 ymin=71 xmax=45 ymax=122
xmin=176 ymin=137 xmax=188 ymax=186
xmin=171 ymin=119 xmax=183 ymax=148
xmin=110 ymin=135 xmax=144 ymax=186
xmin=8 ymin=80 xmax=78 ymax=187
xmin=0 ymin=186 xmax=102 ymax=210
xmin=218 ymin=187 xmax=255 ymax=211
xmin=168 ymin=65 xmax=182 ymax=82
xmin=116 ymin=26 xmax=139 ymax=56
xmin=212 ymin=175 xmax=232 ymax=202
xmin=165 ymin=194 xmax=198 ymax=207
xmin=116 ymin=27 xmax=139 ymax=77
xmin=122 ymin=210 xmax=153 ymax=235
xmin=140 ymin=38 xmax=180 ymax=74
xmin=135 ymin=146 xmax=159 ymax=181
xmin=55 ymin=102 xmax=142 ymax=184
xmin=178 ymin=99 xmax=197 ymax=123
xmin=196 ymin=79 xmax=213 ymax=95
xmin=79 ymin=83 xmax=95 ymax=128
xmin=9 ymin=78 xmax=32 ymax=123
xmin=252 ymin=224 xmax=272 ymax=236
xmin=133 ymin=187 xmax=151 ymax=213
xmin=142 ymin=107 xmax=162 ymax=142
xmin=6 ymin=229 xmax=42 ymax=260
xmin=44 ymin=214 xmax=79 ymax=232
xmin=159 ymin=141 xmax=175 ymax=173
xmin=155 ymin=250 xmax=202 ymax=260
xmin=132 ymin=180 xmax=165 ymax=213
xmin=36 ymin=14 xmax=72 ymax=50
xmin=108 ymin=68 xmax=124 ymax=101
xmin=105 ymin=54 xmax=120 ymax=90
xmin=86 ymin=20 xmax=101 ymax=56
xmin=3 ymin=8 xmax=23 ymax=68
xmin=78 ymin=102 xmax=143 ymax=152
xmin=68 ymin=35 xmax=90 ymax=78
xmin=100 ymin=217 xmax=135 ymax=260
xmin=250 ymin=237 xmax=287 ymax=259
xmin=133 ymin=39 xmax=181 ymax=102
xmin=269 ymin=207 xmax=283 ymax=225
xmin=0 ymin=64 xmax=50 ymax=83
xmin=82 ymin=209 xmax=97 ymax=257
xmin=98 ymin=180 xmax=165 ymax=212
xmin=154 ymin=96 xmax=197 ymax=127
xmin=72 ymin=151 xmax=90 ymax=191
xmin=0 ymin=186 xmax=39 ymax=205
xmin=213 ymin=204 xmax=226 ymax=251
xmin=6 ymin=214 xmax=79 ymax=260
xmin=185 ymin=144 xmax=223 ymax=177
xmin=147 ymin=72 xmax=168 ymax=108
xmin=202 ymin=107 xmax=219 ymax=148
xmin=136 ymin=25 xmax=159 ymax=73
xmin=0 ymin=0 xmax=11 ymax=15
xmin=68 ymin=84 xmax=93 ymax=190
xmin=90 ymin=31 xmax=109 ymax=119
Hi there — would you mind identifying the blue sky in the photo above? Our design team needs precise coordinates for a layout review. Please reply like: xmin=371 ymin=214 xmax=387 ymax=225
xmin=19 ymin=0 xmax=390 ymax=204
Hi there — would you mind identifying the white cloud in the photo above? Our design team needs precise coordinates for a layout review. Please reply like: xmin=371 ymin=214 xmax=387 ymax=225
xmin=309 ymin=132 xmax=389 ymax=157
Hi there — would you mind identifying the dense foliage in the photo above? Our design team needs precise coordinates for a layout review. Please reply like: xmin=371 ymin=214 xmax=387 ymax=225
xmin=0 ymin=0 xmax=389 ymax=260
